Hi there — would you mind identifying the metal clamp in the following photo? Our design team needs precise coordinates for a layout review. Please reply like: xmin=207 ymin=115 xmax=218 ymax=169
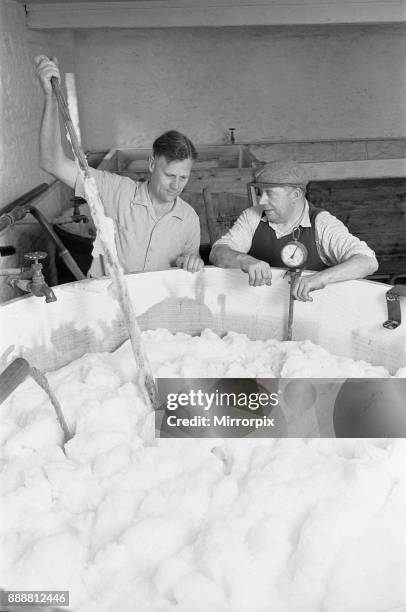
xmin=383 ymin=285 xmax=406 ymax=329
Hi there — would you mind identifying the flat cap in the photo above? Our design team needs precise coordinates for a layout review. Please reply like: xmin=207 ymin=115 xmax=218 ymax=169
xmin=255 ymin=160 xmax=308 ymax=188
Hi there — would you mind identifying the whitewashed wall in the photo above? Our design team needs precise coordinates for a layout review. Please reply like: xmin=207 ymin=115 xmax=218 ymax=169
xmin=0 ymin=0 xmax=74 ymax=301
xmin=73 ymin=25 xmax=406 ymax=150
xmin=0 ymin=1 xmax=75 ymax=207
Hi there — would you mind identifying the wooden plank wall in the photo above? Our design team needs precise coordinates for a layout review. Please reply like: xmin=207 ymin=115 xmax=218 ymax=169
xmin=188 ymin=176 xmax=406 ymax=279
xmin=308 ymin=178 xmax=406 ymax=277
xmin=97 ymin=163 xmax=406 ymax=279
xmin=184 ymin=190 xmax=249 ymax=245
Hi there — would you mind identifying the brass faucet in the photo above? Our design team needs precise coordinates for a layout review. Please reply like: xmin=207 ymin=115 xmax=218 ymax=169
xmin=6 ymin=251 xmax=57 ymax=303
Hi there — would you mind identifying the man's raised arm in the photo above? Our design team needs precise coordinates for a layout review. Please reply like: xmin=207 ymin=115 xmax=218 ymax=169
xmin=34 ymin=55 xmax=77 ymax=189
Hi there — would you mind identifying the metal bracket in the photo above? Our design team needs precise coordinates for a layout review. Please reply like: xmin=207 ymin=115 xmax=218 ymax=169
xmin=383 ymin=285 xmax=406 ymax=329
xmin=247 ymin=181 xmax=259 ymax=207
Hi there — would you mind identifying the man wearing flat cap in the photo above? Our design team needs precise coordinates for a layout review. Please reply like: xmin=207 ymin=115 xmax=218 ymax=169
xmin=209 ymin=160 xmax=378 ymax=301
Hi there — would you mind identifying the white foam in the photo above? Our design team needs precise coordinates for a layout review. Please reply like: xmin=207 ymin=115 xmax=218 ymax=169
xmin=1 ymin=329 xmax=405 ymax=611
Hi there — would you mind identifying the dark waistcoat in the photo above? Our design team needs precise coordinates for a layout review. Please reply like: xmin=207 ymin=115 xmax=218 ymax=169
xmin=248 ymin=202 xmax=328 ymax=271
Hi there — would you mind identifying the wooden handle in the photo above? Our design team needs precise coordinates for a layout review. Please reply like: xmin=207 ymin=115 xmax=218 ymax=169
xmin=0 ymin=358 xmax=30 ymax=404
xmin=51 ymin=75 xmax=158 ymax=410
xmin=51 ymin=76 xmax=89 ymax=173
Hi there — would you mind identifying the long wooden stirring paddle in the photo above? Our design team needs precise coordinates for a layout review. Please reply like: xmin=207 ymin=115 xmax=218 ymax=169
xmin=50 ymin=74 xmax=158 ymax=411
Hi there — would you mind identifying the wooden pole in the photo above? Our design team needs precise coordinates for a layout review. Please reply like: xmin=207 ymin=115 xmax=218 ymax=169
xmin=51 ymin=76 xmax=158 ymax=410
xmin=202 ymin=187 xmax=219 ymax=245
xmin=0 ymin=358 xmax=30 ymax=405
xmin=65 ymin=73 xmax=82 ymax=147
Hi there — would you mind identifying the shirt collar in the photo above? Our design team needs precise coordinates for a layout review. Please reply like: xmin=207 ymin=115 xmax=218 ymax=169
xmin=132 ymin=180 xmax=185 ymax=220
xmin=261 ymin=199 xmax=311 ymax=235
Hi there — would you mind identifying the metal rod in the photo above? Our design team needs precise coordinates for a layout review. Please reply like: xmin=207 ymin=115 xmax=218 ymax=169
xmin=0 ymin=206 xmax=28 ymax=237
xmin=25 ymin=205 xmax=85 ymax=281
xmin=286 ymin=270 xmax=300 ymax=341
xmin=0 ymin=205 xmax=85 ymax=280
xmin=287 ymin=292 xmax=295 ymax=341
xmin=0 ymin=183 xmax=51 ymax=216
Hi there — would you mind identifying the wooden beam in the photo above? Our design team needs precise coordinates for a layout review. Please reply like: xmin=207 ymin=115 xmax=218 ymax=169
xmin=302 ymin=159 xmax=406 ymax=180
xmin=27 ymin=0 xmax=406 ymax=29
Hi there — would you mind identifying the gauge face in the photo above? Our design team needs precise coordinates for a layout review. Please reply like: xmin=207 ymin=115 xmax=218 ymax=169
xmin=281 ymin=241 xmax=308 ymax=268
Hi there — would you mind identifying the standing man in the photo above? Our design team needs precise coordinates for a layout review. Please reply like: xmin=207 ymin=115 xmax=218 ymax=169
xmin=210 ymin=160 xmax=378 ymax=301
xmin=34 ymin=55 xmax=204 ymax=277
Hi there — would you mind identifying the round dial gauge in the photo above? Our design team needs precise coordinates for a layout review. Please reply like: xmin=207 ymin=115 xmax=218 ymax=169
xmin=281 ymin=240 xmax=308 ymax=268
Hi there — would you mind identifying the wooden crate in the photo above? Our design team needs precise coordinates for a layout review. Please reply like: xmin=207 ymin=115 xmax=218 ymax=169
xmin=97 ymin=145 xmax=256 ymax=173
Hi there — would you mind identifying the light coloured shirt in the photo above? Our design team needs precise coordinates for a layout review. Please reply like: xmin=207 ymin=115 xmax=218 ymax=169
xmin=75 ymin=169 xmax=200 ymax=277
xmin=212 ymin=200 xmax=376 ymax=266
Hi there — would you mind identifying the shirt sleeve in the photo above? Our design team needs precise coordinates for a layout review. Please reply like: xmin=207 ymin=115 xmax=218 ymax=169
xmin=182 ymin=210 xmax=201 ymax=255
xmin=315 ymin=210 xmax=377 ymax=265
xmin=212 ymin=206 xmax=262 ymax=253
xmin=75 ymin=168 xmax=134 ymax=220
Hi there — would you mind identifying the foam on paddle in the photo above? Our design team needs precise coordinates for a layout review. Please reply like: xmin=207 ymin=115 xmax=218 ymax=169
xmin=51 ymin=73 xmax=157 ymax=410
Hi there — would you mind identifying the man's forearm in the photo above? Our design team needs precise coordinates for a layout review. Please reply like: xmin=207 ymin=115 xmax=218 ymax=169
xmin=210 ymin=244 xmax=253 ymax=271
xmin=210 ymin=244 xmax=273 ymax=286
xmin=315 ymin=254 xmax=378 ymax=285
xmin=39 ymin=94 xmax=63 ymax=173
xmin=291 ymin=253 xmax=379 ymax=301
xmin=39 ymin=93 xmax=77 ymax=188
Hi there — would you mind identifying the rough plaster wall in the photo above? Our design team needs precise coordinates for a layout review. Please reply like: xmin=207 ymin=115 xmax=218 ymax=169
xmin=0 ymin=1 xmax=73 ymax=206
xmin=0 ymin=0 xmax=74 ymax=302
xmin=74 ymin=25 xmax=406 ymax=150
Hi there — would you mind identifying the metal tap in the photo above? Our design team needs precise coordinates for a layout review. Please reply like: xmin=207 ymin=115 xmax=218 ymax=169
xmin=8 ymin=251 xmax=57 ymax=303
xmin=51 ymin=197 xmax=89 ymax=225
